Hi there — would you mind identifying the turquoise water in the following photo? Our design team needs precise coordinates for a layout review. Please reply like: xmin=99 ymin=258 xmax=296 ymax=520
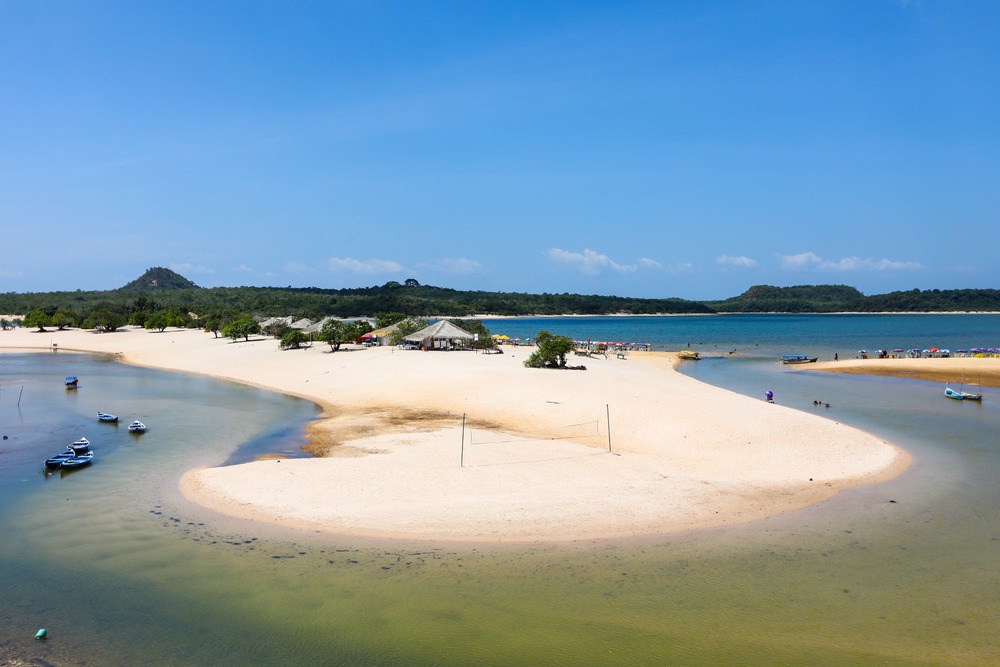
xmin=2 ymin=316 xmax=999 ymax=665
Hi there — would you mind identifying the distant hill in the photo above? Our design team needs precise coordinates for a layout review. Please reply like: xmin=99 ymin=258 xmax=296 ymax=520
xmin=705 ymin=284 xmax=1000 ymax=313
xmin=1 ymin=272 xmax=998 ymax=320
xmin=119 ymin=267 xmax=200 ymax=291
xmin=706 ymin=284 xmax=866 ymax=312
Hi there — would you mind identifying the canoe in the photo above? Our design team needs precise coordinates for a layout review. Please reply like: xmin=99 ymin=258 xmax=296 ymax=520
xmin=60 ymin=451 xmax=94 ymax=469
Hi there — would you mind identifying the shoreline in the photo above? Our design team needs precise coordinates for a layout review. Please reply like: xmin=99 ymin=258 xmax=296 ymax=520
xmin=1 ymin=326 xmax=909 ymax=543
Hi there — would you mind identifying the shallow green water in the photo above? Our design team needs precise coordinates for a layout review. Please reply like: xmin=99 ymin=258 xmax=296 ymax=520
xmin=1 ymin=349 xmax=998 ymax=665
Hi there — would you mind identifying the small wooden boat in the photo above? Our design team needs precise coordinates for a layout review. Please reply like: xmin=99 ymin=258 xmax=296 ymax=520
xmin=65 ymin=376 xmax=78 ymax=389
xmin=97 ymin=411 xmax=119 ymax=423
xmin=677 ymin=350 xmax=701 ymax=360
xmin=127 ymin=420 xmax=147 ymax=433
xmin=60 ymin=450 xmax=94 ymax=469
xmin=44 ymin=438 xmax=92 ymax=470
xmin=781 ymin=354 xmax=818 ymax=364
xmin=69 ymin=437 xmax=91 ymax=453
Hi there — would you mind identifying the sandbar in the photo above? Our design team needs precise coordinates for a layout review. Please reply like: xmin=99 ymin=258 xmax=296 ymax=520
xmin=1 ymin=326 xmax=908 ymax=542
xmin=807 ymin=356 xmax=1000 ymax=388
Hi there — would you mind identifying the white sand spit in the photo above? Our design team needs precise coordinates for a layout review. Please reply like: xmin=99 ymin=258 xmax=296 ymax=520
xmin=1 ymin=326 xmax=908 ymax=542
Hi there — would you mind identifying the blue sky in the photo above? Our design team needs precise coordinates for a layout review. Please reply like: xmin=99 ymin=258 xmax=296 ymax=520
xmin=2 ymin=1 xmax=997 ymax=300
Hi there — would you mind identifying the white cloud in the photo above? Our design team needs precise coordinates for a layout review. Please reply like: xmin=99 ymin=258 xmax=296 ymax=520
xmin=639 ymin=257 xmax=664 ymax=269
xmin=430 ymin=257 xmax=482 ymax=275
xmin=0 ymin=268 xmax=24 ymax=278
xmin=546 ymin=248 xmax=638 ymax=275
xmin=283 ymin=261 xmax=314 ymax=275
xmin=234 ymin=264 xmax=255 ymax=273
xmin=170 ymin=263 xmax=215 ymax=275
xmin=716 ymin=255 xmax=759 ymax=268
xmin=328 ymin=257 xmax=404 ymax=274
xmin=779 ymin=252 xmax=922 ymax=271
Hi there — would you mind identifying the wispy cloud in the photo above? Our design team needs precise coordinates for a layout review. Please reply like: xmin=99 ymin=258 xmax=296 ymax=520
xmin=547 ymin=248 xmax=639 ymax=275
xmin=779 ymin=252 xmax=922 ymax=271
xmin=170 ymin=263 xmax=215 ymax=275
xmin=716 ymin=255 xmax=759 ymax=269
xmin=328 ymin=257 xmax=404 ymax=275
xmin=0 ymin=268 xmax=24 ymax=278
xmin=423 ymin=257 xmax=483 ymax=275
xmin=284 ymin=261 xmax=314 ymax=275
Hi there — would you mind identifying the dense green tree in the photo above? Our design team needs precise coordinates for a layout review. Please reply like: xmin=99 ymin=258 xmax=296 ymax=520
xmin=89 ymin=308 xmax=127 ymax=332
xmin=279 ymin=330 xmax=309 ymax=350
xmin=318 ymin=319 xmax=371 ymax=352
xmin=389 ymin=318 xmax=427 ymax=345
xmin=221 ymin=315 xmax=261 ymax=342
xmin=51 ymin=309 xmax=77 ymax=330
xmin=22 ymin=309 xmax=52 ymax=331
xmin=524 ymin=331 xmax=576 ymax=369
xmin=145 ymin=313 xmax=170 ymax=332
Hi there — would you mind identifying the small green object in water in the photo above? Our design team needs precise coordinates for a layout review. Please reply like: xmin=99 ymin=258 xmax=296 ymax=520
xmin=35 ymin=628 xmax=47 ymax=640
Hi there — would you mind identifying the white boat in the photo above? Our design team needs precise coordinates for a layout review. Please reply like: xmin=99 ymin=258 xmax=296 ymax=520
xmin=127 ymin=420 xmax=147 ymax=433
xmin=97 ymin=411 xmax=119 ymax=423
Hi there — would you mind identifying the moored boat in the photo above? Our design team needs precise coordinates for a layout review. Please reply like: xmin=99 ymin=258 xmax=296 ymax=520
xmin=781 ymin=354 xmax=818 ymax=364
xmin=60 ymin=450 xmax=94 ymax=469
xmin=44 ymin=438 xmax=93 ymax=470
xmin=97 ymin=411 xmax=119 ymax=423
xmin=944 ymin=387 xmax=965 ymax=400
xmin=127 ymin=420 xmax=147 ymax=433
xmin=65 ymin=376 xmax=78 ymax=389
xmin=677 ymin=350 xmax=701 ymax=360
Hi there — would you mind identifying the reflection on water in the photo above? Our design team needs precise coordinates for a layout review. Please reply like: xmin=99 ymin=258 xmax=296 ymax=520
xmin=2 ymin=350 xmax=998 ymax=665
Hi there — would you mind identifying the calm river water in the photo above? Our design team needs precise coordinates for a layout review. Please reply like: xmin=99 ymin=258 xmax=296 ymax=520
xmin=1 ymin=315 xmax=998 ymax=665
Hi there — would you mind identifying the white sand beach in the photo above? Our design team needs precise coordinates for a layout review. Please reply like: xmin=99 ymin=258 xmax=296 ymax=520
xmin=1 ymin=326 xmax=909 ymax=542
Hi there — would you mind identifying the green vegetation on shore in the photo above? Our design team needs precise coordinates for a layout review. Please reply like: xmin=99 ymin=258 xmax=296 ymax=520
xmin=1 ymin=269 xmax=998 ymax=331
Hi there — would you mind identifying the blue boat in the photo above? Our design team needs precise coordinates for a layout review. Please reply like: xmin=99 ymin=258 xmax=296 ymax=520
xmin=43 ymin=438 xmax=92 ymax=470
xmin=59 ymin=450 xmax=94 ymax=469
xmin=97 ymin=411 xmax=119 ymax=423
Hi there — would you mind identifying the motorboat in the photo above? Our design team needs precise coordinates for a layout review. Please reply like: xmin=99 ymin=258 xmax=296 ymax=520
xmin=781 ymin=354 xmax=818 ymax=364
xmin=97 ymin=412 xmax=119 ymax=423
xmin=127 ymin=420 xmax=147 ymax=433
xmin=677 ymin=350 xmax=701 ymax=360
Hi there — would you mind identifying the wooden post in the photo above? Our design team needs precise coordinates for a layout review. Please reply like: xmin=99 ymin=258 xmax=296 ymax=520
xmin=460 ymin=413 xmax=466 ymax=467
xmin=18 ymin=385 xmax=24 ymax=408
xmin=606 ymin=404 xmax=612 ymax=452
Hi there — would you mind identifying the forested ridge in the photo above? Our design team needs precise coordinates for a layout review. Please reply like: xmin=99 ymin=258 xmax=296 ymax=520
xmin=2 ymin=269 xmax=998 ymax=327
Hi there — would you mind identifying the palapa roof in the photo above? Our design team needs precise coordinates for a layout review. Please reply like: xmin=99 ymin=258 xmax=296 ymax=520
xmin=403 ymin=320 xmax=474 ymax=342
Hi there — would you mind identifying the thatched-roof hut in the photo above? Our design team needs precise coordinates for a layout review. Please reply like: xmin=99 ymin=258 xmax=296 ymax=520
xmin=403 ymin=320 xmax=475 ymax=350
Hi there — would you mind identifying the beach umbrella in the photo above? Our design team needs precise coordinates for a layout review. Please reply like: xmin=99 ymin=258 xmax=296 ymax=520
xmin=929 ymin=347 xmax=940 ymax=353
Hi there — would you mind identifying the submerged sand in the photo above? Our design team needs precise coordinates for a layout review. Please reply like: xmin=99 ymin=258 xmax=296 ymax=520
xmin=1 ymin=326 xmax=908 ymax=542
